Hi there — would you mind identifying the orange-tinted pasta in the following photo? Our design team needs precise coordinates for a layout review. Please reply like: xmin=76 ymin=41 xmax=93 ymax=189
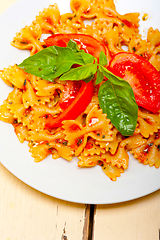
xmin=0 ymin=0 xmax=160 ymax=181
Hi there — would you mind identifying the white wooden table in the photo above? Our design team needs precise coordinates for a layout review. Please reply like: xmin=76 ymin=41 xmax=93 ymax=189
xmin=0 ymin=1 xmax=160 ymax=239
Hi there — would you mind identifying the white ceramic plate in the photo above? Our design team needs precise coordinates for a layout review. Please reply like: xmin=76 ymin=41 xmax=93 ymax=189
xmin=0 ymin=0 xmax=160 ymax=204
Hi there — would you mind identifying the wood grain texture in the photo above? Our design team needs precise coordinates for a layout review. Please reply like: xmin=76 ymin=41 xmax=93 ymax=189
xmin=0 ymin=163 xmax=87 ymax=240
xmin=93 ymin=190 xmax=160 ymax=240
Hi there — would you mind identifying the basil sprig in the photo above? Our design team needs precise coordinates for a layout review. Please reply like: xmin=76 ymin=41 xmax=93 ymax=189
xmin=19 ymin=40 xmax=138 ymax=136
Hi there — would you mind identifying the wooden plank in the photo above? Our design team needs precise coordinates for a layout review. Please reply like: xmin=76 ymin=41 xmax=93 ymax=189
xmin=0 ymin=2 xmax=90 ymax=239
xmin=0 ymin=163 xmax=89 ymax=240
xmin=93 ymin=190 xmax=160 ymax=240
xmin=0 ymin=0 xmax=17 ymax=14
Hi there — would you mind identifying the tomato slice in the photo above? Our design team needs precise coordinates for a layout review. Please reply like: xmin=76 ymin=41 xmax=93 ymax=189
xmin=109 ymin=52 xmax=160 ymax=113
xmin=44 ymin=33 xmax=107 ymax=59
xmin=59 ymin=81 xmax=81 ymax=110
xmin=45 ymin=80 xmax=94 ymax=129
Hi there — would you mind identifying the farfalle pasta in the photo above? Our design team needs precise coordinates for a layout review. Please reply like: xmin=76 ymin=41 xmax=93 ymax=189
xmin=0 ymin=0 xmax=160 ymax=181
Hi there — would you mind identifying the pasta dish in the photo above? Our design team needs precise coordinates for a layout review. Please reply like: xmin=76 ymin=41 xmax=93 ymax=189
xmin=0 ymin=0 xmax=159 ymax=181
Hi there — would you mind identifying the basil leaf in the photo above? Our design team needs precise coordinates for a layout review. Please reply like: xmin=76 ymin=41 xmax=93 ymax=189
xmin=19 ymin=46 xmax=86 ymax=81
xmin=96 ymin=68 xmax=104 ymax=84
xmin=67 ymin=39 xmax=82 ymax=52
xmin=83 ymin=74 xmax=95 ymax=83
xmin=60 ymin=63 xmax=97 ymax=81
xmin=99 ymin=51 xmax=108 ymax=66
xmin=98 ymin=80 xmax=138 ymax=136
xmin=67 ymin=40 xmax=95 ymax=64
xmin=78 ymin=51 xmax=95 ymax=64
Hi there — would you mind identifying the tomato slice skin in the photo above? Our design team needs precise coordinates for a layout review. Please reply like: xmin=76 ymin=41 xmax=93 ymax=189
xmin=109 ymin=52 xmax=160 ymax=113
xmin=45 ymin=80 xmax=94 ymax=129
xmin=44 ymin=33 xmax=107 ymax=59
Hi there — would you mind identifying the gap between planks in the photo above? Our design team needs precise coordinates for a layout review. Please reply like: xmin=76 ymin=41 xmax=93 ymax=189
xmin=83 ymin=204 xmax=95 ymax=240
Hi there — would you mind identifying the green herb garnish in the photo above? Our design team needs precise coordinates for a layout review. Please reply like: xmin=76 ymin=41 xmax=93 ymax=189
xmin=19 ymin=40 xmax=138 ymax=136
